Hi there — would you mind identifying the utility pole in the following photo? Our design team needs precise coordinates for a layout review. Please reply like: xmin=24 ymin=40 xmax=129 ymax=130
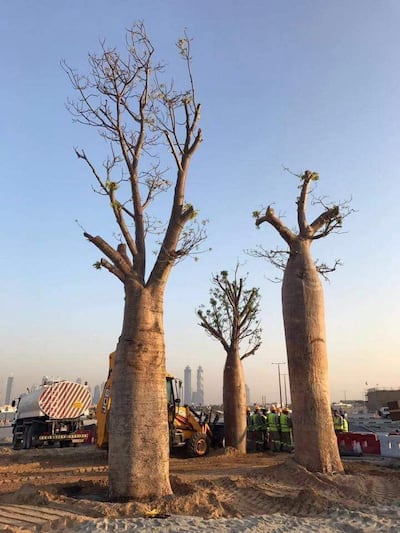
xmin=272 ymin=362 xmax=286 ymax=407
xmin=281 ymin=373 xmax=288 ymax=406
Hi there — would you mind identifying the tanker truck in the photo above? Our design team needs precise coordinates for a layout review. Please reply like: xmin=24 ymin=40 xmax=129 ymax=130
xmin=12 ymin=379 xmax=92 ymax=450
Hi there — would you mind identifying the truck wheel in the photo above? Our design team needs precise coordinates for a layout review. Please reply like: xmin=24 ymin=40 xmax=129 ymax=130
xmin=186 ymin=432 xmax=209 ymax=458
xmin=23 ymin=426 xmax=33 ymax=450
xmin=12 ymin=433 xmax=23 ymax=450
xmin=31 ymin=424 xmax=42 ymax=447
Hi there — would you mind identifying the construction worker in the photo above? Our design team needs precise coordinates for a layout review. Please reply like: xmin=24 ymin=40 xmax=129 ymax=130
xmin=251 ymin=406 xmax=266 ymax=427
xmin=333 ymin=409 xmax=345 ymax=433
xmin=251 ymin=406 xmax=267 ymax=451
xmin=342 ymin=414 xmax=349 ymax=432
xmin=267 ymin=405 xmax=281 ymax=452
xmin=246 ymin=406 xmax=252 ymax=427
xmin=280 ymin=407 xmax=293 ymax=451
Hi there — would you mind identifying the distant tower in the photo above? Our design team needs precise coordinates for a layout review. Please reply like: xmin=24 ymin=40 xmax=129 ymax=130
xmin=93 ymin=385 xmax=101 ymax=405
xmin=245 ymin=384 xmax=250 ymax=405
xmin=4 ymin=374 xmax=14 ymax=405
xmin=76 ymin=377 xmax=82 ymax=385
xmin=184 ymin=366 xmax=192 ymax=405
xmin=197 ymin=366 xmax=204 ymax=406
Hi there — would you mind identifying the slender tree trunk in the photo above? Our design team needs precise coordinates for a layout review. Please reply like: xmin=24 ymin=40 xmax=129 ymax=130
xmin=282 ymin=240 xmax=343 ymax=473
xmin=108 ymin=284 xmax=172 ymax=500
xmin=223 ymin=347 xmax=247 ymax=453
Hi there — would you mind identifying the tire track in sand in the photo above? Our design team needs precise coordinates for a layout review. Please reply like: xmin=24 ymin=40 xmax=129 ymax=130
xmin=0 ymin=503 xmax=93 ymax=532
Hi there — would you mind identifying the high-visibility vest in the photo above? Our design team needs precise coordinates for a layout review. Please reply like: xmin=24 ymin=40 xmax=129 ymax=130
xmin=343 ymin=417 xmax=349 ymax=432
xmin=333 ymin=415 xmax=344 ymax=431
xmin=251 ymin=413 xmax=266 ymax=430
xmin=280 ymin=413 xmax=291 ymax=433
xmin=267 ymin=412 xmax=280 ymax=431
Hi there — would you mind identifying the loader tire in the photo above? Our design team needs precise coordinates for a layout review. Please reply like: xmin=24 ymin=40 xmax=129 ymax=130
xmin=186 ymin=432 xmax=209 ymax=458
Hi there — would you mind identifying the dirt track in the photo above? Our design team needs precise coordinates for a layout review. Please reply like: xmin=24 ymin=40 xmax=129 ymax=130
xmin=1 ymin=445 xmax=400 ymax=532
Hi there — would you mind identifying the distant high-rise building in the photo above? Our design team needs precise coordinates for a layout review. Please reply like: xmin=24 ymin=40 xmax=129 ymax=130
xmin=245 ymin=384 xmax=250 ymax=405
xmin=76 ymin=377 xmax=82 ymax=385
xmin=4 ymin=374 xmax=14 ymax=405
xmin=196 ymin=366 xmax=204 ymax=406
xmin=93 ymin=384 xmax=101 ymax=405
xmin=184 ymin=366 xmax=192 ymax=405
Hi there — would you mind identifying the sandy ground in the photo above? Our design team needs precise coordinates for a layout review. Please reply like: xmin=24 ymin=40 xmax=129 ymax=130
xmin=1 ymin=445 xmax=400 ymax=532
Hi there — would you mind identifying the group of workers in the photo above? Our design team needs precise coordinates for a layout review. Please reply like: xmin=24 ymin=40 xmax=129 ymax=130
xmin=247 ymin=405 xmax=350 ymax=453
xmin=332 ymin=408 xmax=349 ymax=433
xmin=247 ymin=404 xmax=293 ymax=452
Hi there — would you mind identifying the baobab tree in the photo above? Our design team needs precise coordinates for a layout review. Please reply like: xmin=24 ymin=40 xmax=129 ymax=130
xmin=64 ymin=24 xmax=204 ymax=500
xmin=198 ymin=267 xmax=261 ymax=453
xmin=253 ymin=170 xmax=349 ymax=473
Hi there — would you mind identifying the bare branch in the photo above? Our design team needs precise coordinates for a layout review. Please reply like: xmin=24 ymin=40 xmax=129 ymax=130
xmin=309 ymin=205 xmax=340 ymax=237
xmin=297 ymin=170 xmax=318 ymax=235
xmin=247 ymin=246 xmax=290 ymax=271
xmin=315 ymin=259 xmax=342 ymax=281
xmin=252 ymin=169 xmax=352 ymax=281
xmin=66 ymin=23 xmax=205 ymax=288
xmin=84 ymin=231 xmax=132 ymax=280
xmin=240 ymin=342 xmax=262 ymax=360
xmin=254 ymin=206 xmax=296 ymax=246
xmin=97 ymin=258 xmax=126 ymax=282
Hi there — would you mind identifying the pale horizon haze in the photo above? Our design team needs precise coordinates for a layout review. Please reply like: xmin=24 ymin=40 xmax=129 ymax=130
xmin=1 ymin=1 xmax=399 ymax=406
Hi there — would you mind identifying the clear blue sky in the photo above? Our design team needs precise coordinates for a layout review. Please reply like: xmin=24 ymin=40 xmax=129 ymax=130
xmin=1 ymin=0 xmax=399 ymax=405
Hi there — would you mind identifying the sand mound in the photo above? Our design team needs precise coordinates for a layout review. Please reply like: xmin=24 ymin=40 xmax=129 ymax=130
xmin=1 ymin=483 xmax=50 ymax=505
xmin=1 ymin=447 xmax=400 ymax=532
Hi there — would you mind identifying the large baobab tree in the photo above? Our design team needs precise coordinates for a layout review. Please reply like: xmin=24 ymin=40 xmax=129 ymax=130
xmin=64 ymin=24 xmax=204 ymax=500
xmin=198 ymin=267 xmax=261 ymax=453
xmin=254 ymin=170 xmax=348 ymax=474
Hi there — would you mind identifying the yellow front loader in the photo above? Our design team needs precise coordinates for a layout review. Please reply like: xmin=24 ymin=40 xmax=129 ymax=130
xmin=96 ymin=353 xmax=221 ymax=457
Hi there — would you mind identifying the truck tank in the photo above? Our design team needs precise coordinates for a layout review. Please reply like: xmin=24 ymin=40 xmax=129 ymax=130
xmin=16 ymin=381 xmax=92 ymax=420
xmin=12 ymin=381 xmax=93 ymax=450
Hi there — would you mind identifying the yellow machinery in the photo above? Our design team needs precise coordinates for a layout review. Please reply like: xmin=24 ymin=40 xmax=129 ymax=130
xmin=96 ymin=353 xmax=221 ymax=457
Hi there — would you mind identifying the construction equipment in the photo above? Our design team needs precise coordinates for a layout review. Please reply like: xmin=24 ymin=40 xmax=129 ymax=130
xmin=12 ymin=379 xmax=92 ymax=450
xmin=96 ymin=352 xmax=222 ymax=457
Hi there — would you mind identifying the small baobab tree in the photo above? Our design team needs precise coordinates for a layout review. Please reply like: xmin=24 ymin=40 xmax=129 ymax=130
xmin=253 ymin=170 xmax=350 ymax=474
xmin=197 ymin=267 xmax=262 ymax=453
xmin=63 ymin=23 xmax=204 ymax=500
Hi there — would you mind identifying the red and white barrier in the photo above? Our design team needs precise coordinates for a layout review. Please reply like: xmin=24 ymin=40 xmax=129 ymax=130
xmin=337 ymin=432 xmax=381 ymax=455
xmin=337 ymin=431 xmax=400 ymax=459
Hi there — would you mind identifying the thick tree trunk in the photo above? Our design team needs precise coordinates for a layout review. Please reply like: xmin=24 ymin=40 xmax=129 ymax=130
xmin=108 ymin=284 xmax=172 ymax=500
xmin=282 ymin=240 xmax=343 ymax=473
xmin=223 ymin=348 xmax=247 ymax=453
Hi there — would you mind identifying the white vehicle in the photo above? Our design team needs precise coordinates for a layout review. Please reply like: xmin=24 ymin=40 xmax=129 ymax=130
xmin=378 ymin=406 xmax=390 ymax=419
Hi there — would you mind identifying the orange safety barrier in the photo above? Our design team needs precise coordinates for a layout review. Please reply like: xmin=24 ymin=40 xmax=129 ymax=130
xmin=337 ymin=432 xmax=381 ymax=455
